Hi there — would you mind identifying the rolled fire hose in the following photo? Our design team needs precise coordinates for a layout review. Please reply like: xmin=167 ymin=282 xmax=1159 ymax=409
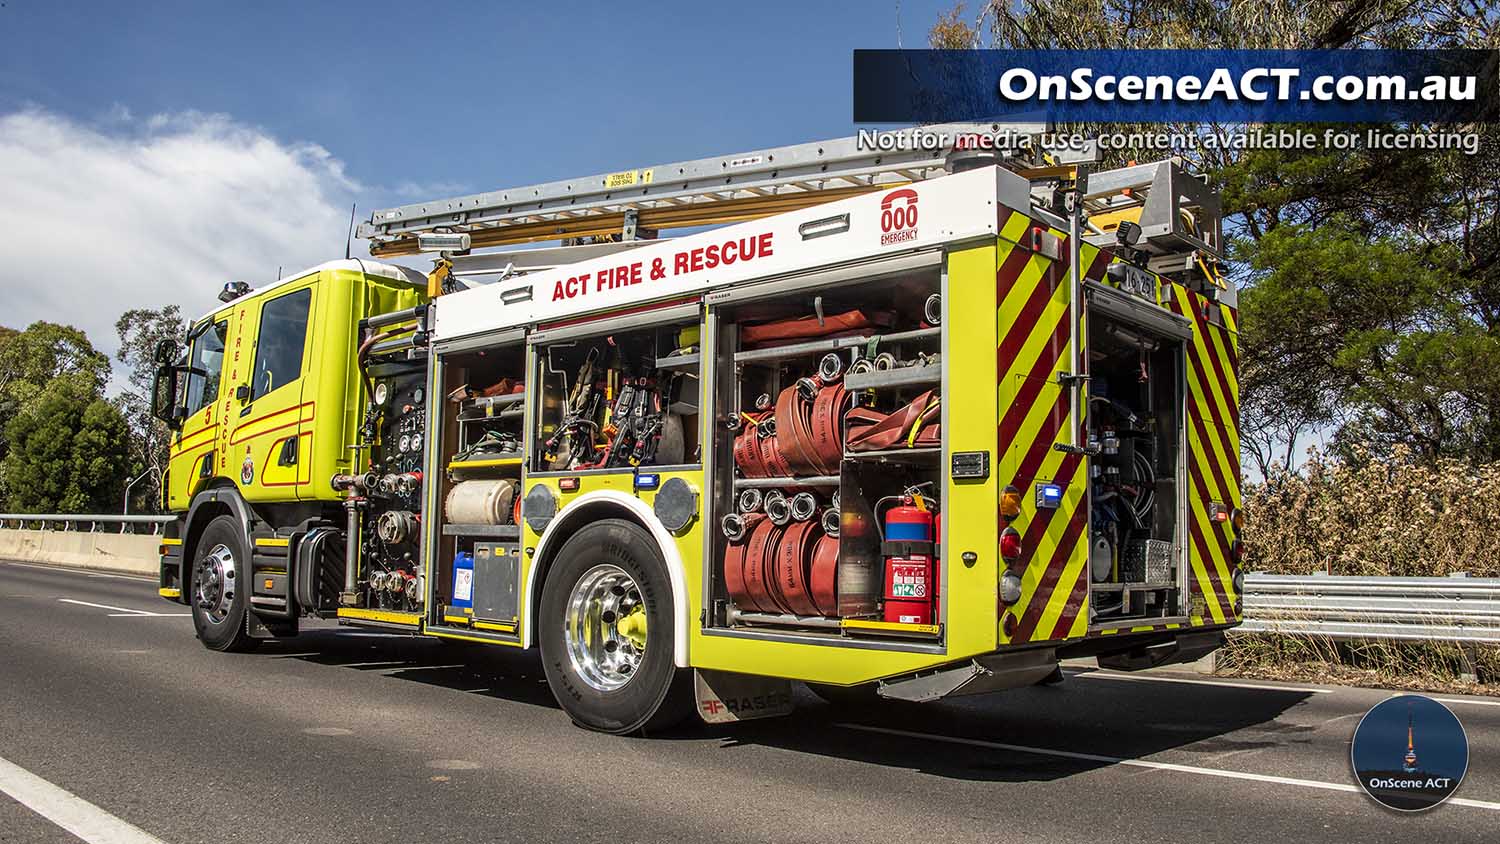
xmin=723 ymin=512 xmax=767 ymax=607
xmin=445 ymin=480 xmax=518 ymax=525
xmin=809 ymin=534 xmax=839 ymax=616
xmin=736 ymin=487 xmax=764 ymax=514
xmin=773 ymin=382 xmax=847 ymax=476
xmin=846 ymin=390 xmax=941 ymax=451
xmin=817 ymin=352 xmax=844 ymax=382
xmin=721 ymin=512 xmax=752 ymax=542
xmin=734 ymin=429 xmax=767 ymax=478
xmin=742 ymin=518 xmax=782 ymax=612
xmin=726 ymin=515 xmax=840 ymax=618
xmin=764 ymin=490 xmax=792 ymax=526
xmin=772 ymin=520 xmax=820 ymax=616
xmin=924 ymin=293 xmax=941 ymax=326
xmin=873 ymin=352 xmax=897 ymax=371
xmin=820 ymin=506 xmax=840 ymax=537
xmin=790 ymin=492 xmax=818 ymax=521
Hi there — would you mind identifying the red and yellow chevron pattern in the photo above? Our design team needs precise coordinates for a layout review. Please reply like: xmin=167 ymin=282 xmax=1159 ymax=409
xmin=991 ymin=213 xmax=1241 ymax=646
xmin=993 ymin=214 xmax=1111 ymax=646
xmin=1167 ymin=284 xmax=1242 ymax=627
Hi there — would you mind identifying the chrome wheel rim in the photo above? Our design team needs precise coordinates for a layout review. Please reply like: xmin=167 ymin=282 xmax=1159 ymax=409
xmin=194 ymin=543 xmax=236 ymax=625
xmin=564 ymin=564 xmax=646 ymax=692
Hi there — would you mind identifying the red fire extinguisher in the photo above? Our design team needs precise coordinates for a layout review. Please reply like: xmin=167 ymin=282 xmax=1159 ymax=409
xmin=881 ymin=495 xmax=936 ymax=624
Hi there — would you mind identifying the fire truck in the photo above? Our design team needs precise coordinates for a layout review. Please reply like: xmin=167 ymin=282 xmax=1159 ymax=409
xmin=152 ymin=122 xmax=1243 ymax=733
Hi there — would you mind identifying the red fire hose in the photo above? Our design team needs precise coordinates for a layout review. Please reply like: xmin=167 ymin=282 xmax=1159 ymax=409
xmin=846 ymin=390 xmax=941 ymax=451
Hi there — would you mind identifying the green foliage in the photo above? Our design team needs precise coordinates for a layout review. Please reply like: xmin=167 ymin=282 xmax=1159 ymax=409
xmin=115 ymin=306 xmax=186 ymax=510
xmin=2 ymin=373 xmax=130 ymax=513
xmin=931 ymin=0 xmax=1500 ymax=469
xmin=0 ymin=322 xmax=113 ymax=492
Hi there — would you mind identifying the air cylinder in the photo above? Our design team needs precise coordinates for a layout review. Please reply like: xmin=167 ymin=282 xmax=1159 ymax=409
xmin=444 ymin=480 xmax=518 ymax=525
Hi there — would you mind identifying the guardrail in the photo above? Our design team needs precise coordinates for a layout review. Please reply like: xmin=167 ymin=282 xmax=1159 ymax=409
xmin=0 ymin=513 xmax=172 ymax=535
xmin=0 ymin=517 xmax=1495 ymax=647
xmin=1240 ymin=573 xmax=1500 ymax=645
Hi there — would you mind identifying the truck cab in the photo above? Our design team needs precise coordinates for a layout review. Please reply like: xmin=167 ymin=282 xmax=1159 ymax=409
xmin=152 ymin=260 xmax=426 ymax=624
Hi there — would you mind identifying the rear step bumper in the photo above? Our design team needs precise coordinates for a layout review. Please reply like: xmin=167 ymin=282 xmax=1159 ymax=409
xmin=877 ymin=648 xmax=1058 ymax=702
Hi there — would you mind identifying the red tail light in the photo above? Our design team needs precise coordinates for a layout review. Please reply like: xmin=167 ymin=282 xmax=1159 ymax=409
xmin=1000 ymin=527 xmax=1022 ymax=561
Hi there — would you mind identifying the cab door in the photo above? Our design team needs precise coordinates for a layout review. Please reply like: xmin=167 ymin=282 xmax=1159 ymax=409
xmin=166 ymin=315 xmax=233 ymax=510
xmin=225 ymin=280 xmax=317 ymax=502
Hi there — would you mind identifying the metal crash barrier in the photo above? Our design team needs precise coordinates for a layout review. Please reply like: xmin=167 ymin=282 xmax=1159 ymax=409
xmin=1240 ymin=573 xmax=1500 ymax=645
xmin=0 ymin=513 xmax=172 ymax=535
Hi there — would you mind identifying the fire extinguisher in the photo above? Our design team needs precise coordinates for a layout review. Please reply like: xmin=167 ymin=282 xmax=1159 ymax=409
xmin=880 ymin=492 xmax=936 ymax=625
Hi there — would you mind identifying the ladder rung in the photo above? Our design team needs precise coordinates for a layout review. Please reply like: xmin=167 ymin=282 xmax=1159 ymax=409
xmin=359 ymin=121 xmax=1054 ymax=255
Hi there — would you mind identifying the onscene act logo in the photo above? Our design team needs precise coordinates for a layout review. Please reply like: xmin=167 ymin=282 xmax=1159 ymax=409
xmin=1351 ymin=694 xmax=1469 ymax=812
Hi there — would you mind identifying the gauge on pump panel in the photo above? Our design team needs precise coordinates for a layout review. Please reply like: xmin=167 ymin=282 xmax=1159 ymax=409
xmin=373 ymin=382 xmax=389 ymax=405
xmin=411 ymin=433 xmax=423 ymax=453
xmin=413 ymin=387 xmax=424 ymax=404
xmin=399 ymin=434 xmax=411 ymax=453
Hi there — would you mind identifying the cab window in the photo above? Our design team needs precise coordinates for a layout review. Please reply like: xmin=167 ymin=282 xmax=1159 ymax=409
xmin=182 ymin=319 xmax=227 ymax=415
xmin=250 ymin=288 xmax=312 ymax=400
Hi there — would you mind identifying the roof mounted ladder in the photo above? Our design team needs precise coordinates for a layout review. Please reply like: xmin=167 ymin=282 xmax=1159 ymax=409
xmin=359 ymin=121 xmax=1078 ymax=257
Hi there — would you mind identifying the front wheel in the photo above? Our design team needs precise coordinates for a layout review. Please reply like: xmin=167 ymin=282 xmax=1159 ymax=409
xmin=189 ymin=515 xmax=259 ymax=652
xmin=538 ymin=519 xmax=691 ymax=734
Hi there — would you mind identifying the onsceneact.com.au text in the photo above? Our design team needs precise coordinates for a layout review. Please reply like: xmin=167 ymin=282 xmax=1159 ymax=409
xmin=997 ymin=67 xmax=1478 ymax=104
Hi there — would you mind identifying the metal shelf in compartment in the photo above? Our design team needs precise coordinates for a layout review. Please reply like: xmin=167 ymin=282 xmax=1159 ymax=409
xmin=440 ymin=523 xmax=520 ymax=539
xmin=842 ymin=361 xmax=940 ymax=391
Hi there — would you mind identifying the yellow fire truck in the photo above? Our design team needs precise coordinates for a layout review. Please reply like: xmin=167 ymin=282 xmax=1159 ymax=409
xmin=153 ymin=123 xmax=1243 ymax=733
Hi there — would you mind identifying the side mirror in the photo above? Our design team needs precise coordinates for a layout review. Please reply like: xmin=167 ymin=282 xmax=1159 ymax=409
xmin=151 ymin=365 xmax=184 ymax=430
xmin=153 ymin=338 xmax=179 ymax=366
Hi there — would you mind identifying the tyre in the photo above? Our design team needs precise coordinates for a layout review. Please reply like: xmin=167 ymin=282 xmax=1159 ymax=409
xmin=189 ymin=515 xmax=259 ymax=652
xmin=538 ymin=519 xmax=691 ymax=734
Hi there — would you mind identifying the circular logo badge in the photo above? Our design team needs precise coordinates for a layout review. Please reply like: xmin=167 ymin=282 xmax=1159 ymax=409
xmin=240 ymin=451 xmax=255 ymax=486
xmin=1351 ymin=694 xmax=1468 ymax=812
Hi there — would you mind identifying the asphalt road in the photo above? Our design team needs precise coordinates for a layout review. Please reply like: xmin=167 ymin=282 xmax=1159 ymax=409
xmin=1 ymin=560 xmax=1497 ymax=844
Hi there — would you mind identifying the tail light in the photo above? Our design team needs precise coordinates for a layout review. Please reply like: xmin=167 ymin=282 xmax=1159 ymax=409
xmin=1000 ymin=526 xmax=1022 ymax=561
xmin=1208 ymin=501 xmax=1229 ymax=522
xmin=1000 ymin=485 xmax=1022 ymax=520
xmin=999 ymin=571 xmax=1023 ymax=605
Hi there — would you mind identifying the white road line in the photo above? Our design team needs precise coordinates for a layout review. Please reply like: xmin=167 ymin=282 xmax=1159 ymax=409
xmin=837 ymin=723 xmax=1500 ymax=812
xmin=58 ymin=598 xmax=186 ymax=618
xmin=0 ymin=754 xmax=169 ymax=844
xmin=1434 ymin=697 xmax=1500 ymax=708
xmin=1069 ymin=670 xmax=1333 ymax=694
xmin=1 ymin=561 xmax=154 ymax=582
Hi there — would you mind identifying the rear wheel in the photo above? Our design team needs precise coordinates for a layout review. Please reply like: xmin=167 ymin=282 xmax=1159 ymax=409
xmin=190 ymin=515 xmax=259 ymax=653
xmin=539 ymin=519 xmax=691 ymax=734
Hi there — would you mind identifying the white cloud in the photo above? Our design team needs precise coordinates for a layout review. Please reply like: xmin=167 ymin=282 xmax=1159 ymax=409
xmin=0 ymin=108 xmax=371 ymax=364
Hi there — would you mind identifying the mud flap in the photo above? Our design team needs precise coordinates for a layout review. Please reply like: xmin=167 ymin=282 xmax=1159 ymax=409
xmin=693 ymin=670 xmax=795 ymax=724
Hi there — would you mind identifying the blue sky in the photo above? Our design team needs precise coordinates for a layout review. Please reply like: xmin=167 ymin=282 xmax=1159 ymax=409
xmin=2 ymin=0 xmax=957 ymax=207
xmin=0 ymin=0 xmax=960 ymax=352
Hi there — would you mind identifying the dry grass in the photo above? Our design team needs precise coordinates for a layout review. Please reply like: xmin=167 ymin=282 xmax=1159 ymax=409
xmin=1225 ymin=449 xmax=1500 ymax=691
xmin=1215 ymin=632 xmax=1499 ymax=693
xmin=1244 ymin=447 xmax=1500 ymax=578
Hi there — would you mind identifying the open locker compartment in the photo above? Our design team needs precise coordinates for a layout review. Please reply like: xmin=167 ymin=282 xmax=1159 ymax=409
xmin=529 ymin=316 xmax=701 ymax=474
xmin=1083 ymin=281 xmax=1192 ymax=627
xmin=427 ymin=338 xmax=528 ymax=636
xmin=703 ymin=255 xmax=946 ymax=643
